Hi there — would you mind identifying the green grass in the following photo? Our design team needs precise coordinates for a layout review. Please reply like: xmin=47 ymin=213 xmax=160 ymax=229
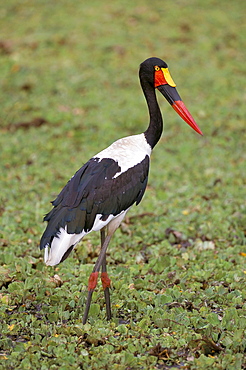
xmin=0 ymin=0 xmax=245 ymax=369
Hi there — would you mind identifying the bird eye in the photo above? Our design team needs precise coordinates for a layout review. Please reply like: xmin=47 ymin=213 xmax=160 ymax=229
xmin=154 ymin=66 xmax=160 ymax=71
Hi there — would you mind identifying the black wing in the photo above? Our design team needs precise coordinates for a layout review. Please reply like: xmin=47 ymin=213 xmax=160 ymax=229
xmin=40 ymin=155 xmax=150 ymax=249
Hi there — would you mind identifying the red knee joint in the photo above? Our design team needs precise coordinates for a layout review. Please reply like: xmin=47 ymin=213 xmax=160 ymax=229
xmin=101 ymin=272 xmax=111 ymax=290
xmin=88 ymin=272 xmax=99 ymax=291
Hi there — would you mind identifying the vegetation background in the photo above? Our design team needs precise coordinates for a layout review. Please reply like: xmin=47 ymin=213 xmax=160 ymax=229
xmin=0 ymin=0 xmax=245 ymax=369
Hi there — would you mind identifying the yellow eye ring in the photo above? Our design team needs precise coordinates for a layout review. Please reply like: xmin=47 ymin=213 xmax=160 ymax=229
xmin=154 ymin=66 xmax=160 ymax=71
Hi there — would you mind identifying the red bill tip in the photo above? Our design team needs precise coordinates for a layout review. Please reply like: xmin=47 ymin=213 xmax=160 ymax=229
xmin=172 ymin=100 xmax=203 ymax=136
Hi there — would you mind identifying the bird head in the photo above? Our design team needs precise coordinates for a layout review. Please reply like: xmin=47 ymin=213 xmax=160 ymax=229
xmin=139 ymin=57 xmax=203 ymax=135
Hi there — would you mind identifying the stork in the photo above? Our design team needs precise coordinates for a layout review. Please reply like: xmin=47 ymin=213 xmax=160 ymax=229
xmin=40 ymin=57 xmax=203 ymax=324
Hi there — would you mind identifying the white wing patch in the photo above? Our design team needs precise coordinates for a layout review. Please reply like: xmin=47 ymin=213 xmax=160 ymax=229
xmin=94 ymin=133 xmax=151 ymax=178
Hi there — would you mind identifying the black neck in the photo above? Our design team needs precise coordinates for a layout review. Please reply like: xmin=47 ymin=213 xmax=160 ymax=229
xmin=141 ymin=79 xmax=163 ymax=149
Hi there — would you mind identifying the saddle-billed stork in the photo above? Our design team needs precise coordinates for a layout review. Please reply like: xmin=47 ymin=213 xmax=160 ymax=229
xmin=40 ymin=57 xmax=203 ymax=324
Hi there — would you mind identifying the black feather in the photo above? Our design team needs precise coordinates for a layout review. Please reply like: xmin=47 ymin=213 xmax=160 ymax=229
xmin=40 ymin=156 xmax=149 ymax=250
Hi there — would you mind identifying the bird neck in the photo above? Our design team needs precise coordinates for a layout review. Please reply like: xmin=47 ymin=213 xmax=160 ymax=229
xmin=141 ymin=80 xmax=163 ymax=149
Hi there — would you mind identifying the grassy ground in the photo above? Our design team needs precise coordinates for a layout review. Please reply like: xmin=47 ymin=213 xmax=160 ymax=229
xmin=0 ymin=0 xmax=245 ymax=369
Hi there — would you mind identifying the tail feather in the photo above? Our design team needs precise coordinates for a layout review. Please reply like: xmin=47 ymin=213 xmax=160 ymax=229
xmin=40 ymin=205 xmax=73 ymax=251
xmin=44 ymin=226 xmax=85 ymax=266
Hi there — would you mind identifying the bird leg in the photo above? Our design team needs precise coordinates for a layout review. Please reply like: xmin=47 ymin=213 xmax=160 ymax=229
xmin=82 ymin=231 xmax=112 ymax=324
xmin=100 ymin=228 xmax=112 ymax=321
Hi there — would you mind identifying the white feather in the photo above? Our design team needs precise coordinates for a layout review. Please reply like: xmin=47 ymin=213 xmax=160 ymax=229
xmin=45 ymin=226 xmax=85 ymax=266
xmin=44 ymin=210 xmax=129 ymax=266
xmin=44 ymin=134 xmax=150 ymax=266
xmin=94 ymin=133 xmax=151 ymax=178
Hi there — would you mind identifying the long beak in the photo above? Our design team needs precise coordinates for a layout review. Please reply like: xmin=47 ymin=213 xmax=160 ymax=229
xmin=157 ymin=84 xmax=203 ymax=135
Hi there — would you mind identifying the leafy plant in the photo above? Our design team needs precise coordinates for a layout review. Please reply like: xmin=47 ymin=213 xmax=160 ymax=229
xmin=0 ymin=0 xmax=245 ymax=369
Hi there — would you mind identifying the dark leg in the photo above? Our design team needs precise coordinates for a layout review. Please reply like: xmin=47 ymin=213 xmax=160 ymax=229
xmin=101 ymin=229 xmax=112 ymax=321
xmin=82 ymin=232 xmax=112 ymax=324
xmin=82 ymin=290 xmax=94 ymax=325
